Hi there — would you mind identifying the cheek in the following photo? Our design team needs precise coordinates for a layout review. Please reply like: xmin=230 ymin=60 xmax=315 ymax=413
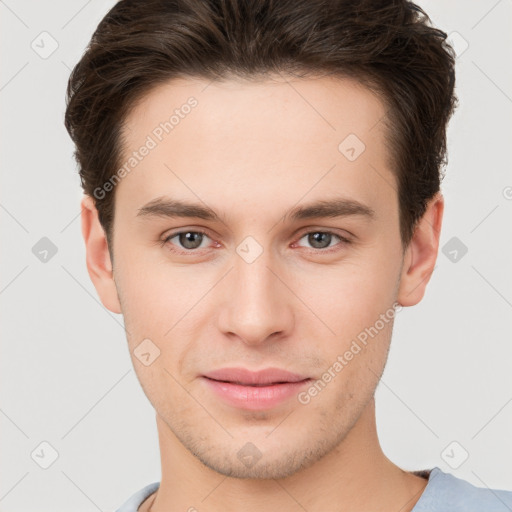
xmin=314 ymin=315 xmax=394 ymax=409
xmin=293 ymin=257 xmax=400 ymax=392
xmin=114 ymin=248 xmax=186 ymax=325
xmin=298 ymin=258 xmax=399 ymax=334
xmin=114 ymin=255 xmax=209 ymax=377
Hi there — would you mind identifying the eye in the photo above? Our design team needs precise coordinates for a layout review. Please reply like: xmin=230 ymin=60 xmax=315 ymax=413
xmin=162 ymin=230 xmax=212 ymax=252
xmin=295 ymin=231 xmax=351 ymax=252
xmin=161 ymin=229 xmax=351 ymax=255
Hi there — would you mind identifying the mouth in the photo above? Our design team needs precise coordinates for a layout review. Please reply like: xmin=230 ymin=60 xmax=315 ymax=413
xmin=202 ymin=366 xmax=310 ymax=386
xmin=200 ymin=367 xmax=312 ymax=410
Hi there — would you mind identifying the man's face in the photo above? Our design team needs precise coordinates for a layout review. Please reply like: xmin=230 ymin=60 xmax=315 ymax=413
xmin=110 ymin=75 xmax=405 ymax=478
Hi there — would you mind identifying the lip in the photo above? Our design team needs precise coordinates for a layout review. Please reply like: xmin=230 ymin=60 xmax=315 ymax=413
xmin=203 ymin=367 xmax=309 ymax=386
xmin=201 ymin=367 xmax=312 ymax=411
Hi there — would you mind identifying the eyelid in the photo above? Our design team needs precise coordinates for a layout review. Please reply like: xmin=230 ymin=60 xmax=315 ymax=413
xmin=295 ymin=226 xmax=353 ymax=241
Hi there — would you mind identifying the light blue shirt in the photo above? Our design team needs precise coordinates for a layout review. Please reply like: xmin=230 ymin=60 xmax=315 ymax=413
xmin=115 ymin=467 xmax=512 ymax=511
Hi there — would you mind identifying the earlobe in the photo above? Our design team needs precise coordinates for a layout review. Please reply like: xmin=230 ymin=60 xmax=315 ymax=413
xmin=80 ymin=195 xmax=122 ymax=314
xmin=397 ymin=192 xmax=444 ymax=307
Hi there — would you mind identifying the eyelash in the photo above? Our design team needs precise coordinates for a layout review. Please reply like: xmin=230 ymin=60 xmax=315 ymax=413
xmin=160 ymin=229 xmax=352 ymax=255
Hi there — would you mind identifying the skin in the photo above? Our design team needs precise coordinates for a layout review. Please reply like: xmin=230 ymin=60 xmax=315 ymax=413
xmin=81 ymin=74 xmax=443 ymax=511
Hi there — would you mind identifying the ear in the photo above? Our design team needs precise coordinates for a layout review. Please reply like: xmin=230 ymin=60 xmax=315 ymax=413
xmin=80 ymin=195 xmax=122 ymax=314
xmin=397 ymin=192 xmax=444 ymax=307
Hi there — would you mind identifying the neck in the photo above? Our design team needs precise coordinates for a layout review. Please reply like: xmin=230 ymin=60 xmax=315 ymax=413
xmin=144 ymin=398 xmax=428 ymax=512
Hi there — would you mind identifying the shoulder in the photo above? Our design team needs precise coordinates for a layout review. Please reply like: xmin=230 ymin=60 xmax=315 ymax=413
xmin=115 ymin=482 xmax=160 ymax=512
xmin=413 ymin=467 xmax=512 ymax=512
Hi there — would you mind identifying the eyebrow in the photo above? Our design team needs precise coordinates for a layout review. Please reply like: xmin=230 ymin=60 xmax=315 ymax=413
xmin=136 ymin=196 xmax=376 ymax=223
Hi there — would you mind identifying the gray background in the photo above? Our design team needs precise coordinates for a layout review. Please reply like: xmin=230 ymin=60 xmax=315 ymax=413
xmin=1 ymin=0 xmax=511 ymax=510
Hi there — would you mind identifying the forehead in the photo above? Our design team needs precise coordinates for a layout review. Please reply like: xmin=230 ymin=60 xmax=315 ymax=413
xmin=123 ymin=74 xmax=387 ymax=145
xmin=116 ymin=74 xmax=394 ymax=221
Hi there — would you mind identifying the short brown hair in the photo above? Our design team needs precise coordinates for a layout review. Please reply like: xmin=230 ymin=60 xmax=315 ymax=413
xmin=64 ymin=0 xmax=457 ymax=253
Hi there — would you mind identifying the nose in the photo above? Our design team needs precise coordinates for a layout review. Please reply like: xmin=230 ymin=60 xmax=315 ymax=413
xmin=217 ymin=247 xmax=295 ymax=347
